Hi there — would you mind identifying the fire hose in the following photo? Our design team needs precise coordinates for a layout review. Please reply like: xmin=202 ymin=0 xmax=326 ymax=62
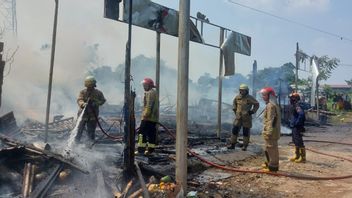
xmin=157 ymin=122 xmax=352 ymax=180
xmin=84 ymin=101 xmax=123 ymax=140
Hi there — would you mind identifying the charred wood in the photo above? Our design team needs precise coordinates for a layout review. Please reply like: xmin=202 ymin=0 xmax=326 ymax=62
xmin=29 ymin=163 xmax=63 ymax=198
xmin=0 ymin=135 xmax=89 ymax=174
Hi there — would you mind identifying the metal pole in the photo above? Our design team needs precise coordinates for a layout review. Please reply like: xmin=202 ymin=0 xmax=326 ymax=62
xmin=316 ymin=80 xmax=320 ymax=121
xmin=156 ymin=32 xmax=161 ymax=120
xmin=123 ymin=0 xmax=133 ymax=172
xmin=252 ymin=60 xmax=257 ymax=99
xmin=295 ymin=42 xmax=299 ymax=91
xmin=176 ymin=0 xmax=190 ymax=191
xmin=216 ymin=28 xmax=224 ymax=138
xmin=44 ymin=0 xmax=59 ymax=143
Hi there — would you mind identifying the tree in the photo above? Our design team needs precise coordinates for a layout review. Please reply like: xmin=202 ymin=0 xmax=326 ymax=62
xmin=248 ymin=62 xmax=295 ymax=90
xmin=312 ymin=55 xmax=340 ymax=81
xmin=322 ymin=84 xmax=333 ymax=100
xmin=346 ymin=79 xmax=352 ymax=87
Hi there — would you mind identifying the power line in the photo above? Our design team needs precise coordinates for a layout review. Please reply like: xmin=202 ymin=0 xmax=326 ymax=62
xmin=227 ymin=0 xmax=352 ymax=43
xmin=339 ymin=64 xmax=352 ymax=67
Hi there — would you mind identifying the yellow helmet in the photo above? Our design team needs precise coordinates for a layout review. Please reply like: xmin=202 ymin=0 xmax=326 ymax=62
xmin=239 ymin=84 xmax=249 ymax=90
xmin=84 ymin=76 xmax=96 ymax=88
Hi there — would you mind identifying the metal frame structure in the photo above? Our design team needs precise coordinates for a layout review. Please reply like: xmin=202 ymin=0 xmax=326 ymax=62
xmin=0 ymin=0 xmax=17 ymax=35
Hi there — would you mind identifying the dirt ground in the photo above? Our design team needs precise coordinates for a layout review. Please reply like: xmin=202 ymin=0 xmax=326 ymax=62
xmin=190 ymin=119 xmax=352 ymax=198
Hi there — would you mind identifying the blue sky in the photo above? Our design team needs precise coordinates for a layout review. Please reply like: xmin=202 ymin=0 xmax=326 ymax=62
xmin=1 ymin=0 xmax=352 ymax=120
xmin=152 ymin=0 xmax=352 ymax=84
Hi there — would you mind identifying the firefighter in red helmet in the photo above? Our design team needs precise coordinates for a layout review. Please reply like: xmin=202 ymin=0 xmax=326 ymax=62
xmin=136 ymin=77 xmax=159 ymax=155
xmin=260 ymin=87 xmax=281 ymax=172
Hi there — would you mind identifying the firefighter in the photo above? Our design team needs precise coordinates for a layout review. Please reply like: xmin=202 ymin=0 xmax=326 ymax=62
xmin=289 ymin=92 xmax=306 ymax=163
xmin=260 ymin=87 xmax=281 ymax=172
xmin=75 ymin=76 xmax=106 ymax=143
xmin=136 ymin=77 xmax=159 ymax=155
xmin=228 ymin=84 xmax=259 ymax=151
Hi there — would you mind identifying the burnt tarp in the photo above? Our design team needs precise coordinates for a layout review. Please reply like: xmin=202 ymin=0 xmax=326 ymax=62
xmin=123 ymin=0 xmax=203 ymax=43
xmin=221 ymin=31 xmax=251 ymax=76
xmin=104 ymin=0 xmax=121 ymax=20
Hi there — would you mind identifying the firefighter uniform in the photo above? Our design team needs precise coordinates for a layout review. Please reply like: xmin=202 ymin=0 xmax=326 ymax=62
xmin=262 ymin=98 xmax=281 ymax=171
xmin=75 ymin=76 xmax=106 ymax=143
xmin=137 ymin=78 xmax=159 ymax=155
xmin=229 ymin=84 xmax=259 ymax=150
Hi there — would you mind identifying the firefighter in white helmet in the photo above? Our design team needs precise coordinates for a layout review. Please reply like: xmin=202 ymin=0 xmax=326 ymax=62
xmin=228 ymin=84 xmax=259 ymax=151
xmin=75 ymin=76 xmax=106 ymax=143
xmin=136 ymin=77 xmax=159 ymax=155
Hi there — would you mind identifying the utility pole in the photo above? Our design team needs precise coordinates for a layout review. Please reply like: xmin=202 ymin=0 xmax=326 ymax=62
xmin=216 ymin=28 xmax=224 ymax=138
xmin=44 ymin=0 xmax=59 ymax=143
xmin=252 ymin=60 xmax=257 ymax=99
xmin=123 ymin=0 xmax=134 ymax=172
xmin=176 ymin=0 xmax=190 ymax=192
xmin=295 ymin=42 xmax=299 ymax=91
xmin=0 ymin=42 xmax=4 ymax=109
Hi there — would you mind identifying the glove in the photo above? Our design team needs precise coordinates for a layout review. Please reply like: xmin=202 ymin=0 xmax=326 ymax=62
xmin=263 ymin=133 xmax=271 ymax=140
xmin=81 ymin=103 xmax=88 ymax=108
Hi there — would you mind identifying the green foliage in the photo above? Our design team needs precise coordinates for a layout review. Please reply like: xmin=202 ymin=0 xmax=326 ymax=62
xmin=248 ymin=62 xmax=295 ymax=88
xmin=313 ymin=55 xmax=340 ymax=81
xmin=346 ymin=79 xmax=352 ymax=87
xmin=322 ymin=84 xmax=333 ymax=98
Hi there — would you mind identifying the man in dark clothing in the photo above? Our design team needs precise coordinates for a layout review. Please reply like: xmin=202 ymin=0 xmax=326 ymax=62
xmin=289 ymin=92 xmax=306 ymax=163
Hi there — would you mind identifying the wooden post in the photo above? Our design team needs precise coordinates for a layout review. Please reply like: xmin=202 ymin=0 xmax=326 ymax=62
xmin=295 ymin=42 xmax=299 ymax=91
xmin=156 ymin=32 xmax=161 ymax=121
xmin=123 ymin=0 xmax=133 ymax=172
xmin=217 ymin=28 xmax=224 ymax=138
xmin=0 ymin=42 xmax=4 ymax=109
xmin=176 ymin=0 xmax=190 ymax=192
xmin=252 ymin=60 xmax=257 ymax=99
xmin=44 ymin=0 xmax=59 ymax=143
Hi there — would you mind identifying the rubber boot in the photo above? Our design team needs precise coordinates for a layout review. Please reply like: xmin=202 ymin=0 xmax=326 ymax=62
xmin=262 ymin=165 xmax=279 ymax=172
xmin=242 ymin=136 xmax=250 ymax=151
xmin=261 ymin=162 xmax=268 ymax=169
xmin=295 ymin=147 xmax=306 ymax=163
xmin=227 ymin=135 xmax=237 ymax=149
xmin=135 ymin=134 xmax=146 ymax=155
xmin=144 ymin=143 xmax=155 ymax=155
xmin=289 ymin=147 xmax=300 ymax=162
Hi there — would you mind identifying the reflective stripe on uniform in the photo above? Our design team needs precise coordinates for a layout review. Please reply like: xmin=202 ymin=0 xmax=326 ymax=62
xmin=137 ymin=134 xmax=147 ymax=147
xmin=147 ymin=143 xmax=156 ymax=148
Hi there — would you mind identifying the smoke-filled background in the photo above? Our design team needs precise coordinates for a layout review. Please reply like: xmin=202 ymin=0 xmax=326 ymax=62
xmin=0 ymin=0 xmax=296 ymax=125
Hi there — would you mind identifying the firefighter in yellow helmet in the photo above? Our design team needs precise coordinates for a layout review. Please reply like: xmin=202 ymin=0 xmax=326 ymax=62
xmin=75 ymin=76 xmax=106 ymax=143
xmin=260 ymin=87 xmax=281 ymax=172
xmin=136 ymin=77 xmax=159 ymax=155
xmin=228 ymin=84 xmax=259 ymax=151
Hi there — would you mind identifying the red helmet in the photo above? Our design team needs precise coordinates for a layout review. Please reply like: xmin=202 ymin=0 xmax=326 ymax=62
xmin=141 ymin=77 xmax=155 ymax=87
xmin=260 ymin=87 xmax=276 ymax=97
